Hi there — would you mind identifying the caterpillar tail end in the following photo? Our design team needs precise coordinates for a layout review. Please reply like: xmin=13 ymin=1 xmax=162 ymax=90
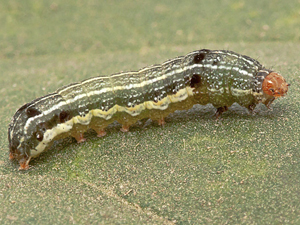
xmin=18 ymin=157 xmax=31 ymax=171
xmin=9 ymin=146 xmax=31 ymax=170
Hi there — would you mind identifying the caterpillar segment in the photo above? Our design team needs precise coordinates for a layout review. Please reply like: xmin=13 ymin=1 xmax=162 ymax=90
xmin=8 ymin=49 xmax=289 ymax=170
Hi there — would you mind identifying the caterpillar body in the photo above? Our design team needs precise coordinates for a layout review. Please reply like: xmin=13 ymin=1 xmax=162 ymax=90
xmin=8 ymin=49 xmax=289 ymax=170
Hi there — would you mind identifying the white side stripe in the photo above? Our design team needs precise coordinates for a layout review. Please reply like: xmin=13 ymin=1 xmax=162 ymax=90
xmin=22 ymin=53 xmax=256 ymax=135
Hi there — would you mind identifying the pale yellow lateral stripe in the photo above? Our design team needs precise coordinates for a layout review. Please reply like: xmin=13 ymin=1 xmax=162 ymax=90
xmin=30 ymin=87 xmax=194 ymax=157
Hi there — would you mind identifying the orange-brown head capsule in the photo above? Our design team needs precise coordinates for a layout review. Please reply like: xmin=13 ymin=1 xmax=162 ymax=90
xmin=262 ymin=72 xmax=289 ymax=98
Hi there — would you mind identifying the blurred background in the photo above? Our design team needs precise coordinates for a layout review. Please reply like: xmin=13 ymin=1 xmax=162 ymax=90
xmin=1 ymin=1 xmax=300 ymax=224
xmin=1 ymin=0 xmax=299 ymax=58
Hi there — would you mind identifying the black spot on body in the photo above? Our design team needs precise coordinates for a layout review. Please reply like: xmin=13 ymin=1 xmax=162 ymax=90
xmin=26 ymin=107 xmax=41 ymax=118
xmin=190 ymin=74 xmax=202 ymax=88
xmin=242 ymin=65 xmax=249 ymax=70
xmin=59 ymin=111 xmax=71 ymax=123
xmin=193 ymin=53 xmax=206 ymax=64
xmin=212 ymin=60 xmax=218 ymax=66
xmin=35 ymin=131 xmax=44 ymax=141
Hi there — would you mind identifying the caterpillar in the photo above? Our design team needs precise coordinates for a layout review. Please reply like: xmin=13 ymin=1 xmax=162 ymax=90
xmin=8 ymin=49 xmax=289 ymax=170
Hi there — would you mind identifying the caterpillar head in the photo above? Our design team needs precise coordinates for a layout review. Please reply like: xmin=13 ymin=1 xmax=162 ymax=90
xmin=262 ymin=72 xmax=289 ymax=98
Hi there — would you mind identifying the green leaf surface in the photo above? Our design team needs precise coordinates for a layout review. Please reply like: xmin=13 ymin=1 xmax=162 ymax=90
xmin=0 ymin=0 xmax=300 ymax=224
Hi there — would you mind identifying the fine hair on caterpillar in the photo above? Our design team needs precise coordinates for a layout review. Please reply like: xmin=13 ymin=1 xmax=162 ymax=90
xmin=8 ymin=49 xmax=289 ymax=170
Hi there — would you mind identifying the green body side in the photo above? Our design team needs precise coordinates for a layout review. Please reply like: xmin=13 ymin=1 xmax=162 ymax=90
xmin=8 ymin=49 xmax=266 ymax=161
